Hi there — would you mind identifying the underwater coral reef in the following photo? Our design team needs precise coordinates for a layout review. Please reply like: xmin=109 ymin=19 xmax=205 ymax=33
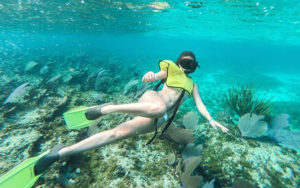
xmin=0 ymin=50 xmax=299 ymax=188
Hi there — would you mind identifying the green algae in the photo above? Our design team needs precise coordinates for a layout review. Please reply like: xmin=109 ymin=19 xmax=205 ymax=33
xmin=222 ymin=148 xmax=235 ymax=156
xmin=264 ymin=168 xmax=287 ymax=187
xmin=239 ymin=160 xmax=252 ymax=169
xmin=143 ymin=161 xmax=164 ymax=178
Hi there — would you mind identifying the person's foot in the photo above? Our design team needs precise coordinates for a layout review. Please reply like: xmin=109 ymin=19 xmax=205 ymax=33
xmin=34 ymin=144 xmax=64 ymax=175
xmin=85 ymin=102 xmax=114 ymax=120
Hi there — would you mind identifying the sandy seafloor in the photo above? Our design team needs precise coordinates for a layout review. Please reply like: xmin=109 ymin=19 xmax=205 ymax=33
xmin=0 ymin=46 xmax=299 ymax=188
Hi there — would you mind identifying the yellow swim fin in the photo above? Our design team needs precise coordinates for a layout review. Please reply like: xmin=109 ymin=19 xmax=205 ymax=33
xmin=63 ymin=106 xmax=94 ymax=129
xmin=0 ymin=151 xmax=49 ymax=188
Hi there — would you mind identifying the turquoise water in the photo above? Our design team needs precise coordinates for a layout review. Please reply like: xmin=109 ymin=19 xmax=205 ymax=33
xmin=1 ymin=1 xmax=300 ymax=187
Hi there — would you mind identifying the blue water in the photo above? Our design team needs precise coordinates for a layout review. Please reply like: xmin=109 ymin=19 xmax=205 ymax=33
xmin=2 ymin=32 xmax=300 ymax=72
xmin=1 ymin=1 xmax=300 ymax=187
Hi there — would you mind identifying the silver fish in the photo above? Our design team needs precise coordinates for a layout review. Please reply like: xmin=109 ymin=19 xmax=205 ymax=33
xmin=3 ymin=82 xmax=31 ymax=104
xmin=40 ymin=65 xmax=49 ymax=75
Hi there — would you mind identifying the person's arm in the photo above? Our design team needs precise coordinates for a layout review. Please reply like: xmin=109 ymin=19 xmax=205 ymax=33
xmin=192 ymin=83 xmax=229 ymax=133
xmin=142 ymin=70 xmax=167 ymax=83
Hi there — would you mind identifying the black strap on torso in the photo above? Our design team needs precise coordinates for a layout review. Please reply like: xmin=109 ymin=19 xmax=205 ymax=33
xmin=146 ymin=81 xmax=185 ymax=145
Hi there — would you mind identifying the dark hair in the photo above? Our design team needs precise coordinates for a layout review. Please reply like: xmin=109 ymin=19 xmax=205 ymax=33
xmin=175 ymin=51 xmax=199 ymax=73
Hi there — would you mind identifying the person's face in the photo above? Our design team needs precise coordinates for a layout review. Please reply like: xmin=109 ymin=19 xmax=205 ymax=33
xmin=179 ymin=56 xmax=195 ymax=73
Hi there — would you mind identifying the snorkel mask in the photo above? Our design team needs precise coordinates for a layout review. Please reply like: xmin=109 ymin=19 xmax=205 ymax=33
xmin=179 ymin=58 xmax=199 ymax=74
xmin=176 ymin=51 xmax=199 ymax=74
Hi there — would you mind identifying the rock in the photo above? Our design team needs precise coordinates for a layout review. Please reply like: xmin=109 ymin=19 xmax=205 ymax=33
xmin=44 ymin=96 xmax=69 ymax=121
xmin=0 ymin=129 xmax=42 ymax=173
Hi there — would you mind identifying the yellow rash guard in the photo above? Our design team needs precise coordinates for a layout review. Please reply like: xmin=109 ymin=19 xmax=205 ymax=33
xmin=159 ymin=60 xmax=194 ymax=95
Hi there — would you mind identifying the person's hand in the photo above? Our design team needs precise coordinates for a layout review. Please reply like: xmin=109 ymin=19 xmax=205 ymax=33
xmin=142 ymin=71 xmax=156 ymax=83
xmin=209 ymin=120 xmax=229 ymax=133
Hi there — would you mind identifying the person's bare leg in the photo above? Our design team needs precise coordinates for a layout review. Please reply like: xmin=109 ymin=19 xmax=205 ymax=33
xmin=58 ymin=117 xmax=156 ymax=158
xmin=101 ymin=91 xmax=166 ymax=118
xmin=102 ymin=102 xmax=166 ymax=118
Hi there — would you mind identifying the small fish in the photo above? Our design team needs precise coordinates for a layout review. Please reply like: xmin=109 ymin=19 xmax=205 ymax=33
xmin=68 ymin=67 xmax=75 ymax=72
xmin=46 ymin=75 xmax=61 ymax=85
xmin=6 ymin=41 xmax=20 ymax=49
xmin=40 ymin=65 xmax=49 ymax=75
xmin=94 ymin=68 xmax=106 ymax=90
xmin=3 ymin=82 xmax=31 ymax=104
xmin=25 ymin=61 xmax=38 ymax=72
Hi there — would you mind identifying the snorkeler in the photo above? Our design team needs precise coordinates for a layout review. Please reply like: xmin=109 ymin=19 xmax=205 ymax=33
xmin=0 ymin=51 xmax=228 ymax=187
xmin=35 ymin=50 xmax=228 ymax=171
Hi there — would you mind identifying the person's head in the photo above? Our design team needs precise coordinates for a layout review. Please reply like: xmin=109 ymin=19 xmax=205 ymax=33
xmin=176 ymin=51 xmax=199 ymax=74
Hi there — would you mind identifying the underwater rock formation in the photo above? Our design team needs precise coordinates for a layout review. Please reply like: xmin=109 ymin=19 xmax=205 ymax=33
xmin=0 ymin=128 xmax=42 ymax=174
xmin=194 ymin=123 xmax=300 ymax=187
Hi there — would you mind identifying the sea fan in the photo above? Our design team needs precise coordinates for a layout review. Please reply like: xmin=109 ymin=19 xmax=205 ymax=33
xmin=271 ymin=130 xmax=300 ymax=152
xmin=271 ymin=113 xmax=289 ymax=130
xmin=238 ymin=113 xmax=268 ymax=138
xmin=182 ymin=111 xmax=199 ymax=130
xmin=180 ymin=156 xmax=202 ymax=188
xmin=268 ymin=113 xmax=300 ymax=152
xmin=164 ymin=124 xmax=195 ymax=144
xmin=182 ymin=143 xmax=203 ymax=160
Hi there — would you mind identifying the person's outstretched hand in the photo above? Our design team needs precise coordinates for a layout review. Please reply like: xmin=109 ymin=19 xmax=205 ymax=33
xmin=209 ymin=120 xmax=229 ymax=133
xmin=142 ymin=71 xmax=156 ymax=83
